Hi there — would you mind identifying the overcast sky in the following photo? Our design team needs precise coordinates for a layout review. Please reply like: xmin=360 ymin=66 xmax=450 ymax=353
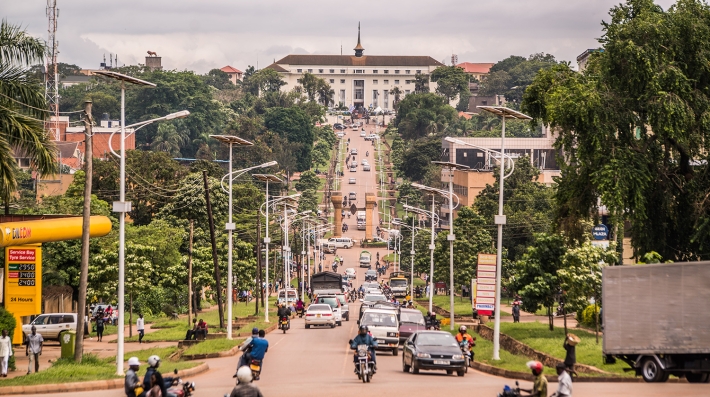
xmin=7 ymin=0 xmax=677 ymax=73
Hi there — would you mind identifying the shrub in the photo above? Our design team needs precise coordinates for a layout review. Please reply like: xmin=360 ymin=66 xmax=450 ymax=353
xmin=578 ymin=304 xmax=600 ymax=328
xmin=0 ymin=307 xmax=17 ymax=370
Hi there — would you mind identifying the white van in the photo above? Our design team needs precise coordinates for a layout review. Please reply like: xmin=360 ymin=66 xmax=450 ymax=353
xmin=22 ymin=313 xmax=77 ymax=341
xmin=328 ymin=237 xmax=353 ymax=248
xmin=278 ymin=288 xmax=298 ymax=305
xmin=360 ymin=308 xmax=400 ymax=355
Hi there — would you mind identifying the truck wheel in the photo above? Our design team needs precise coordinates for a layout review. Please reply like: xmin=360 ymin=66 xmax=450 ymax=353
xmin=685 ymin=373 xmax=708 ymax=383
xmin=392 ymin=348 xmax=398 ymax=356
xmin=641 ymin=358 xmax=665 ymax=382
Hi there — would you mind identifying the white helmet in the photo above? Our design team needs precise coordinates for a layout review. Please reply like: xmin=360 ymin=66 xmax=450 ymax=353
xmin=236 ymin=366 xmax=252 ymax=383
xmin=127 ymin=357 xmax=140 ymax=366
xmin=147 ymin=355 xmax=160 ymax=368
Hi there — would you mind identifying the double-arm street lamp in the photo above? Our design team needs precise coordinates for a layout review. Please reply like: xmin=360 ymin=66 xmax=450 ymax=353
xmin=98 ymin=70 xmax=191 ymax=375
xmin=402 ymin=198 xmax=441 ymax=313
xmin=394 ymin=211 xmax=433 ymax=301
xmin=259 ymin=192 xmax=299 ymax=322
xmin=410 ymin=183 xmax=459 ymax=328
xmin=444 ymin=105 xmax=532 ymax=359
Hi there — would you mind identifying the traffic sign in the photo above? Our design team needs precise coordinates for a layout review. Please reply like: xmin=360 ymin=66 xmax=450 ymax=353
xmin=592 ymin=224 xmax=609 ymax=240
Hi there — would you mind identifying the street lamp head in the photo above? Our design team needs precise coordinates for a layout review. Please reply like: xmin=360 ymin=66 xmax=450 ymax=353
xmin=432 ymin=160 xmax=469 ymax=170
xmin=210 ymin=134 xmax=254 ymax=146
xmin=259 ymin=161 xmax=278 ymax=168
xmin=165 ymin=110 xmax=190 ymax=120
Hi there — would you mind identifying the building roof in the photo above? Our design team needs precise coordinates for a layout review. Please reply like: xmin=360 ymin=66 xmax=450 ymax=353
xmin=268 ymin=54 xmax=445 ymax=68
xmin=456 ymin=62 xmax=495 ymax=74
xmin=220 ymin=65 xmax=243 ymax=74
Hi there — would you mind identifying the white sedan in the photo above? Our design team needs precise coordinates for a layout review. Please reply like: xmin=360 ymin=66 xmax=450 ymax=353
xmin=305 ymin=304 xmax=336 ymax=328
xmin=360 ymin=131 xmax=367 ymax=137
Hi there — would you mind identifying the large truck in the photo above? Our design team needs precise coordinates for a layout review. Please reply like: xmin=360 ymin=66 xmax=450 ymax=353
xmin=389 ymin=271 xmax=409 ymax=298
xmin=311 ymin=271 xmax=343 ymax=296
xmin=602 ymin=261 xmax=710 ymax=383
xmin=357 ymin=211 xmax=366 ymax=230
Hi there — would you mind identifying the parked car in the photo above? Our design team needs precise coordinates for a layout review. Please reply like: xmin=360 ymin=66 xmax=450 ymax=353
xmin=334 ymin=123 xmax=345 ymax=130
xmin=22 ymin=313 xmax=76 ymax=341
xmin=323 ymin=243 xmax=337 ymax=254
xmin=402 ymin=331 xmax=466 ymax=376
xmin=398 ymin=309 xmax=427 ymax=343
xmin=304 ymin=304 xmax=336 ymax=328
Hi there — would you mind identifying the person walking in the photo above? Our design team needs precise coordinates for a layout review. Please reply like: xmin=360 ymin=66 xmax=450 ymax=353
xmin=137 ymin=314 xmax=145 ymax=344
xmin=0 ymin=329 xmax=12 ymax=377
xmin=512 ymin=301 xmax=521 ymax=323
xmin=25 ymin=326 xmax=43 ymax=374
xmin=96 ymin=315 xmax=105 ymax=342
xmin=564 ymin=334 xmax=579 ymax=376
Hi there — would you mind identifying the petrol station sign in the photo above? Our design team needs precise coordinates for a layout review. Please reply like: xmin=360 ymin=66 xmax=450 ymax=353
xmin=476 ymin=253 xmax=497 ymax=316
xmin=4 ymin=245 xmax=42 ymax=344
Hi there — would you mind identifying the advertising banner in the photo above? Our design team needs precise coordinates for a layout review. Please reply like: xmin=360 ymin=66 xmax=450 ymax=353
xmin=476 ymin=254 xmax=497 ymax=315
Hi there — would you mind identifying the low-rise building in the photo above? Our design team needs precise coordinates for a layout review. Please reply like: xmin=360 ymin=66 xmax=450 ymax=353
xmin=220 ymin=65 xmax=243 ymax=84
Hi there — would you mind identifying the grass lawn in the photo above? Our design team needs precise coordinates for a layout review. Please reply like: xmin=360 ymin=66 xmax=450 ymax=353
xmin=426 ymin=295 xmax=511 ymax=317
xmin=183 ymin=339 xmax=242 ymax=356
xmin=498 ymin=322 xmax=632 ymax=376
xmin=0 ymin=354 xmax=201 ymax=387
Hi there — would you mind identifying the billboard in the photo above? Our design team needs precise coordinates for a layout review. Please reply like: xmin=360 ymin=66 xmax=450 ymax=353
xmin=476 ymin=253 xmax=497 ymax=316
xmin=4 ymin=245 xmax=42 ymax=344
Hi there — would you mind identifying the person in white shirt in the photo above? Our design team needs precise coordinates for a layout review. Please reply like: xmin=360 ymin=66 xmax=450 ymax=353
xmin=0 ymin=329 xmax=12 ymax=377
xmin=137 ymin=314 xmax=145 ymax=344
xmin=552 ymin=362 xmax=573 ymax=397
xmin=25 ymin=326 xmax=43 ymax=374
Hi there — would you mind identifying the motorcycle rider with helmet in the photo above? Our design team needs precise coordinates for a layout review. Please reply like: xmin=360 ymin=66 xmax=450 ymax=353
xmin=277 ymin=303 xmax=291 ymax=328
xmin=143 ymin=355 xmax=175 ymax=397
xmin=230 ymin=366 xmax=265 ymax=397
xmin=350 ymin=325 xmax=378 ymax=374
xmin=455 ymin=325 xmax=475 ymax=358
xmin=520 ymin=360 xmax=548 ymax=396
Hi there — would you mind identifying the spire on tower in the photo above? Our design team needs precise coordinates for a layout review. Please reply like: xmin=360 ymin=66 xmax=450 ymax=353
xmin=354 ymin=22 xmax=364 ymax=57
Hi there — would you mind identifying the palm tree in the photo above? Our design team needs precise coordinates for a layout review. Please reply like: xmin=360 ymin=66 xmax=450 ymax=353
xmin=151 ymin=123 xmax=187 ymax=157
xmin=317 ymin=80 xmax=334 ymax=107
xmin=389 ymin=87 xmax=402 ymax=111
xmin=0 ymin=20 xmax=57 ymax=209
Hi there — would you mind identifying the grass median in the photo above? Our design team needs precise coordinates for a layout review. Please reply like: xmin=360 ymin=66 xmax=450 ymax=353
xmin=183 ymin=339 xmax=242 ymax=356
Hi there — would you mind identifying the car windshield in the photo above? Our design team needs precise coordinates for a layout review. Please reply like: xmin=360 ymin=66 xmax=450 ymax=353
xmin=316 ymin=297 xmax=339 ymax=308
xmin=417 ymin=333 xmax=459 ymax=347
xmin=364 ymin=295 xmax=385 ymax=302
xmin=400 ymin=311 xmax=425 ymax=325
xmin=336 ymin=295 xmax=346 ymax=304
xmin=308 ymin=305 xmax=331 ymax=312
xmin=390 ymin=279 xmax=407 ymax=288
xmin=361 ymin=312 xmax=398 ymax=327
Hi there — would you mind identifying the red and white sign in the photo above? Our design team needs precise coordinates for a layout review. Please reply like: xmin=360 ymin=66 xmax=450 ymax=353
xmin=476 ymin=254 xmax=497 ymax=315
xmin=8 ymin=249 xmax=36 ymax=262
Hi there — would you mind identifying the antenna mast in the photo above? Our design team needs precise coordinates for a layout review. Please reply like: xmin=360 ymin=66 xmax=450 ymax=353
xmin=46 ymin=0 xmax=59 ymax=140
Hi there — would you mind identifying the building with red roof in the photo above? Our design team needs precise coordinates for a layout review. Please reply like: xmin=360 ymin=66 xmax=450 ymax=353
xmin=220 ymin=65 xmax=243 ymax=84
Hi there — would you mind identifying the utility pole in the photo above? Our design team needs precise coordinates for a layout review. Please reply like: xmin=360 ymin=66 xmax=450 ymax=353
xmin=203 ymin=170 xmax=225 ymax=328
xmin=75 ymin=100 xmax=92 ymax=363
xmin=187 ymin=220 xmax=194 ymax=326
xmin=255 ymin=215 xmax=262 ymax=314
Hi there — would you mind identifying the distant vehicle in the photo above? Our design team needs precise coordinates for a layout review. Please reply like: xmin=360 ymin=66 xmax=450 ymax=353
xmin=361 ymin=159 xmax=368 ymax=165
xmin=349 ymin=192 xmax=357 ymax=201
xmin=363 ymin=164 xmax=371 ymax=171
xmin=335 ymin=293 xmax=350 ymax=321
xmin=278 ymin=288 xmax=298 ymax=305
xmin=350 ymin=165 xmax=357 ymax=172
xmin=334 ymin=123 xmax=345 ymax=130
xmin=323 ymin=243 xmax=337 ymax=254
xmin=389 ymin=273 xmax=409 ymax=297
xmin=337 ymin=132 xmax=344 ymax=138
xmin=365 ymin=269 xmax=377 ymax=281
xmin=23 ymin=313 xmax=76 ymax=341
xmin=311 ymin=271 xmax=343 ymax=296
xmin=402 ymin=331 xmax=466 ymax=376
xmin=328 ymin=237 xmax=353 ymax=248
xmin=344 ymin=267 xmax=356 ymax=278
xmin=603 ymin=261 xmax=710 ymax=383
xmin=398 ymin=309 xmax=427 ymax=343
xmin=349 ymin=178 xmax=356 ymax=184
xmin=304 ymin=304 xmax=336 ymax=329
xmin=351 ymin=148 xmax=358 ymax=155
xmin=367 ymin=134 xmax=379 ymax=140
xmin=359 ymin=251 xmax=372 ymax=268
xmin=360 ymin=308 xmax=400 ymax=355
xmin=360 ymin=131 xmax=366 ymax=137
xmin=356 ymin=211 xmax=366 ymax=222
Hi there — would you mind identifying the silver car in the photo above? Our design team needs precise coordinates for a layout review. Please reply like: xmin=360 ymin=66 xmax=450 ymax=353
xmin=305 ymin=304 xmax=336 ymax=328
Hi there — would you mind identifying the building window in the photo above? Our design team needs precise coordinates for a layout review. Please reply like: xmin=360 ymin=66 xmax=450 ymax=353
xmin=340 ymin=79 xmax=345 ymax=84
xmin=373 ymin=90 xmax=379 ymax=107
xmin=339 ymin=89 xmax=346 ymax=104
xmin=405 ymin=90 xmax=411 ymax=95
xmin=406 ymin=70 xmax=411 ymax=74
xmin=373 ymin=80 xmax=378 ymax=84
xmin=416 ymin=70 xmax=422 ymax=74
xmin=330 ymin=79 xmax=335 ymax=84
xmin=18 ymin=158 xmax=30 ymax=168
xmin=383 ymin=79 xmax=389 ymax=84
xmin=341 ymin=69 xmax=346 ymax=73
xmin=308 ymin=69 xmax=313 ymax=73
xmin=384 ymin=70 xmax=389 ymax=74
xmin=394 ymin=80 xmax=400 ymax=85
xmin=405 ymin=80 xmax=411 ymax=84
xmin=330 ymin=69 xmax=335 ymax=73
xmin=395 ymin=70 xmax=400 ymax=74
xmin=373 ymin=70 xmax=378 ymax=74
xmin=355 ymin=69 xmax=364 ymax=74
xmin=319 ymin=69 xmax=323 ymax=73
xmin=384 ymin=91 xmax=389 ymax=109
xmin=297 ymin=69 xmax=302 ymax=73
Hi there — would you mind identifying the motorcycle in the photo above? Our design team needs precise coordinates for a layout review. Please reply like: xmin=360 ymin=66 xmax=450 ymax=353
xmin=354 ymin=344 xmax=375 ymax=383
xmin=497 ymin=381 xmax=522 ymax=397
xmin=280 ymin=316 xmax=290 ymax=333
xmin=168 ymin=369 xmax=196 ymax=397
xmin=296 ymin=307 xmax=304 ymax=318
xmin=459 ymin=339 xmax=475 ymax=372
xmin=250 ymin=359 xmax=262 ymax=381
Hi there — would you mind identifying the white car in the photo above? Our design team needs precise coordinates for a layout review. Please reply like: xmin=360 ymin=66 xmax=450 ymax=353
xmin=360 ymin=131 xmax=366 ymax=137
xmin=368 ymin=134 xmax=379 ymax=140
xmin=345 ymin=267 xmax=356 ymax=277
xmin=313 ymin=295 xmax=343 ymax=326
xmin=349 ymin=178 xmax=356 ymax=184
xmin=361 ymin=159 xmax=368 ymax=165
xmin=360 ymin=308 xmax=400 ymax=355
xmin=305 ymin=304 xmax=336 ymax=328
xmin=351 ymin=148 xmax=358 ymax=155
xmin=22 ymin=313 xmax=76 ymax=341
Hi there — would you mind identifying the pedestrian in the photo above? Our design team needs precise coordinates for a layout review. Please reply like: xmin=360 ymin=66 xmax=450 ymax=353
xmin=0 ymin=329 xmax=12 ymax=377
xmin=25 ymin=325 xmax=43 ymax=374
xmin=512 ymin=301 xmax=521 ymax=323
xmin=137 ymin=314 xmax=145 ymax=344
xmin=552 ymin=362 xmax=573 ymax=397
xmin=96 ymin=314 xmax=105 ymax=342
xmin=564 ymin=334 xmax=579 ymax=376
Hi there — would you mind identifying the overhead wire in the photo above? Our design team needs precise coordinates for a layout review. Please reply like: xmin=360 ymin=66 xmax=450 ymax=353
xmin=0 ymin=91 xmax=85 ymax=114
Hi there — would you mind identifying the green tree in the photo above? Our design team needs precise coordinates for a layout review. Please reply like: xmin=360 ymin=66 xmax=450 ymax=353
xmin=399 ymin=136 xmax=441 ymax=182
xmin=298 ymin=188 xmax=319 ymax=214
xmin=297 ymin=72 xmax=321 ymax=101
xmin=413 ymin=73 xmax=430 ymax=94
xmin=264 ymin=107 xmax=314 ymax=171
xmin=389 ymin=87 xmax=403 ymax=111
xmin=395 ymin=93 xmax=458 ymax=140
xmin=0 ymin=20 xmax=57 ymax=204
xmin=481 ymin=53 xmax=558 ymax=104
xmin=243 ymin=68 xmax=286 ymax=96
xmin=295 ymin=170 xmax=320 ymax=192
xmin=558 ymin=241 xmax=618 ymax=315
xmin=509 ymin=233 xmax=567 ymax=330
xmin=316 ymin=80 xmax=335 ymax=107
xmin=430 ymin=65 xmax=470 ymax=103
xmin=151 ymin=123 xmax=188 ymax=156
xmin=522 ymin=0 xmax=710 ymax=260
xmin=202 ymin=68 xmax=233 ymax=90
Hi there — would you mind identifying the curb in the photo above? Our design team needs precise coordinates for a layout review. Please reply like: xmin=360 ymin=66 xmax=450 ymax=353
xmin=182 ymin=323 xmax=278 ymax=361
xmin=0 ymin=362 xmax=210 ymax=396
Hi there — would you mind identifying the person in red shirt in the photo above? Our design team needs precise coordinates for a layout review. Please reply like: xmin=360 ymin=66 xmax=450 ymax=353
xmin=196 ymin=319 xmax=208 ymax=340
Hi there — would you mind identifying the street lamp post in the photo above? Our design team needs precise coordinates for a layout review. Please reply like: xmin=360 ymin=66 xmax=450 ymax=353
xmin=253 ymin=174 xmax=284 ymax=323
xmin=96 ymin=70 xmax=196 ymax=375
xmin=445 ymin=106 xmax=532 ymax=359
xmin=432 ymin=161 xmax=469 ymax=331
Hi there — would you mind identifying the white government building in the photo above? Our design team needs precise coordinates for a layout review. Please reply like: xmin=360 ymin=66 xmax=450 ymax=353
xmin=266 ymin=24 xmax=444 ymax=110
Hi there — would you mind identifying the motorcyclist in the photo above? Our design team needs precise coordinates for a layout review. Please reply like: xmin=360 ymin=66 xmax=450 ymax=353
xmin=455 ymin=325 xmax=475 ymax=357
xmin=143 ymin=355 xmax=174 ymax=397
xmin=124 ymin=357 xmax=143 ymax=397
xmin=230 ymin=366 xmax=264 ymax=397
xmin=277 ymin=303 xmax=291 ymax=328
xmin=366 ymin=151 xmax=369 ymax=157
xmin=520 ymin=361 xmax=548 ymax=396
xmin=295 ymin=298 xmax=304 ymax=313
xmin=350 ymin=325 xmax=378 ymax=374
xmin=234 ymin=328 xmax=260 ymax=375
